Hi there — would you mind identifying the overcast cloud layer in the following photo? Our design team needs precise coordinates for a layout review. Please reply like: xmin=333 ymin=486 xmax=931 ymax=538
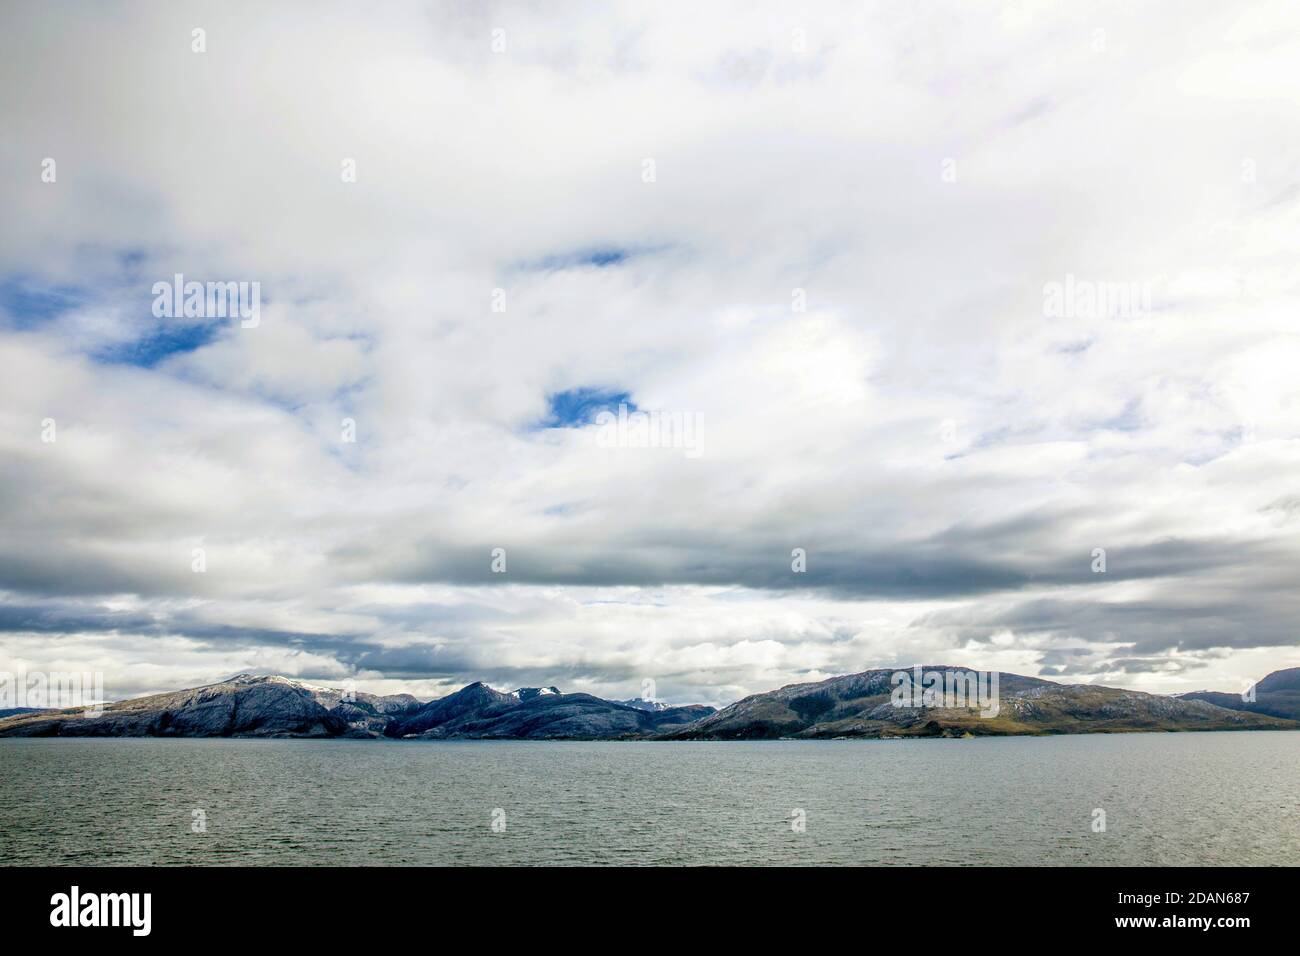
xmin=2 ymin=0 xmax=1298 ymax=706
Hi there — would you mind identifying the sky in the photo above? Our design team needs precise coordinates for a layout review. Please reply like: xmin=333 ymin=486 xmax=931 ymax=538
xmin=1 ymin=0 xmax=1298 ymax=707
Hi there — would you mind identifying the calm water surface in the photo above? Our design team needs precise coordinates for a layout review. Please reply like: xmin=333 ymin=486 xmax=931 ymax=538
xmin=2 ymin=732 xmax=1296 ymax=865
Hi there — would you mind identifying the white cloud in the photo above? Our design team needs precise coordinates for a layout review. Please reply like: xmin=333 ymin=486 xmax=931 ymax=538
xmin=1 ymin=0 xmax=1298 ymax=704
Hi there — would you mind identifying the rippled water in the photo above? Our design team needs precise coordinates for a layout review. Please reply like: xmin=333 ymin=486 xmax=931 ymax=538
xmin=1 ymin=732 xmax=1296 ymax=865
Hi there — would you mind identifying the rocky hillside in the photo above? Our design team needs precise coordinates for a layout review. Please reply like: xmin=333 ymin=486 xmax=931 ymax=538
xmin=1180 ymin=667 xmax=1300 ymax=722
xmin=286 ymin=678 xmax=423 ymax=737
xmin=659 ymin=665 xmax=1298 ymax=739
xmin=617 ymin=698 xmax=670 ymax=712
xmin=384 ymin=682 xmax=516 ymax=737
xmin=0 ymin=674 xmax=351 ymax=738
xmin=388 ymin=688 xmax=712 ymax=740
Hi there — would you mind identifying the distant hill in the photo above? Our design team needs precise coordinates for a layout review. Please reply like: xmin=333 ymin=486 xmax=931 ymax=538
xmin=0 ymin=674 xmax=350 ymax=738
xmin=659 ymin=665 xmax=1298 ymax=739
xmin=1180 ymin=667 xmax=1300 ymax=722
xmin=617 ymin=698 xmax=670 ymax=712
xmin=1 ymin=666 xmax=1293 ymax=740
xmin=386 ymin=683 xmax=712 ymax=739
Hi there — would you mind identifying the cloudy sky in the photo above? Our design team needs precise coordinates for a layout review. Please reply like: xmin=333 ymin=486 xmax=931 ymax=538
xmin=1 ymin=1 xmax=1298 ymax=706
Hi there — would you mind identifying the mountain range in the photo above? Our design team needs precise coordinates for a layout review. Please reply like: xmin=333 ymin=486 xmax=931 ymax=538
xmin=1179 ymin=667 xmax=1300 ymax=721
xmin=0 ymin=666 xmax=1296 ymax=740
xmin=0 ymin=673 xmax=714 ymax=740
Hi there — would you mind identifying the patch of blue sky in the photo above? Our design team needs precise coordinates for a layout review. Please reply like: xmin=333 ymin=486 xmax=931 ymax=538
xmin=2 ymin=270 xmax=243 ymax=367
xmin=93 ymin=321 xmax=221 ymax=368
xmin=2 ymin=247 xmax=151 ymax=328
xmin=0 ymin=276 xmax=86 ymax=328
xmin=529 ymin=247 xmax=631 ymax=271
xmin=512 ymin=244 xmax=670 ymax=274
xmin=536 ymin=387 xmax=637 ymax=429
